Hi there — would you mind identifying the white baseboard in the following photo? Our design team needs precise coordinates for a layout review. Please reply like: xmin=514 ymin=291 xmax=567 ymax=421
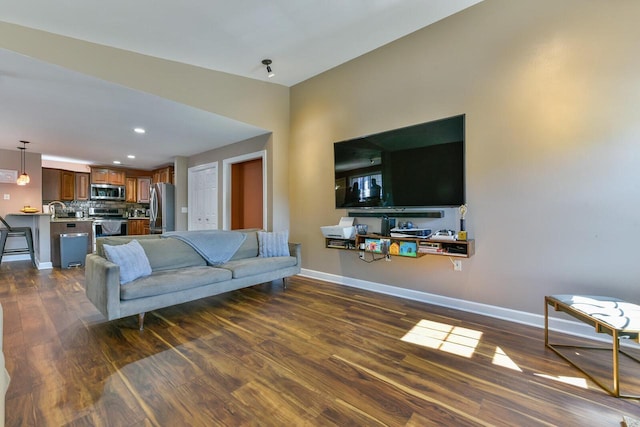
xmin=3 ymin=254 xmax=53 ymax=270
xmin=299 ymin=268 xmax=627 ymax=345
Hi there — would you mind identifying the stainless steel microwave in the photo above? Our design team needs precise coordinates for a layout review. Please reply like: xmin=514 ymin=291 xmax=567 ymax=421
xmin=90 ymin=184 xmax=126 ymax=201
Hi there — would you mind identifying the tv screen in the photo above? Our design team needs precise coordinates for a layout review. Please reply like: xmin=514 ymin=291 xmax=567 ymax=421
xmin=334 ymin=114 xmax=465 ymax=209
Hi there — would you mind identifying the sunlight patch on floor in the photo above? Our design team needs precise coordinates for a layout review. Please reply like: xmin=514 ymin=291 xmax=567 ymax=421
xmin=534 ymin=373 xmax=588 ymax=389
xmin=401 ymin=319 xmax=482 ymax=358
xmin=492 ymin=346 xmax=523 ymax=371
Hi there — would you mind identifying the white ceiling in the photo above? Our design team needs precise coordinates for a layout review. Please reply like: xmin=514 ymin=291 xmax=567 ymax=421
xmin=0 ymin=0 xmax=481 ymax=170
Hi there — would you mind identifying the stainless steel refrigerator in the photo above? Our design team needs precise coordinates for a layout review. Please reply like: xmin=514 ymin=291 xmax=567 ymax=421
xmin=149 ymin=182 xmax=175 ymax=234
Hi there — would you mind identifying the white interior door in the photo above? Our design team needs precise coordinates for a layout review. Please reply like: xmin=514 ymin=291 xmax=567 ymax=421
xmin=188 ymin=162 xmax=218 ymax=230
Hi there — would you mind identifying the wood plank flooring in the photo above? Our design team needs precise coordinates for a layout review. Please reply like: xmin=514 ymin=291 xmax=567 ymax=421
xmin=1 ymin=260 xmax=639 ymax=426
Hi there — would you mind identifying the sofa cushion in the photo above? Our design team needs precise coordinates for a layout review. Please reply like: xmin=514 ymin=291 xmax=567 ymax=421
xmin=103 ymin=239 xmax=152 ymax=285
xmin=120 ymin=266 xmax=232 ymax=300
xmin=220 ymin=256 xmax=297 ymax=279
xmin=258 ymin=230 xmax=290 ymax=257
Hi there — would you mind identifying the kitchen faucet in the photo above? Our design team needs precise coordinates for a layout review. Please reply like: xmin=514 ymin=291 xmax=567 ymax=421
xmin=48 ymin=201 xmax=67 ymax=219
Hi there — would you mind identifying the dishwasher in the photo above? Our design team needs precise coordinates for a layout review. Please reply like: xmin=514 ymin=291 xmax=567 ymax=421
xmin=60 ymin=232 xmax=89 ymax=268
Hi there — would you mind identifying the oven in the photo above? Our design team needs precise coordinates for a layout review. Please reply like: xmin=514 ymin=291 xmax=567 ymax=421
xmin=89 ymin=207 xmax=128 ymax=252
xmin=93 ymin=220 xmax=128 ymax=238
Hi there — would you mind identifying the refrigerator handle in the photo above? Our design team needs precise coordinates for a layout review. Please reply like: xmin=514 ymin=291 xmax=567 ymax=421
xmin=150 ymin=187 xmax=157 ymax=222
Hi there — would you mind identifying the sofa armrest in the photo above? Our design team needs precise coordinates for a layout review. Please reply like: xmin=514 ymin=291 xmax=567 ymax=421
xmin=289 ymin=242 xmax=301 ymax=266
xmin=85 ymin=253 xmax=122 ymax=320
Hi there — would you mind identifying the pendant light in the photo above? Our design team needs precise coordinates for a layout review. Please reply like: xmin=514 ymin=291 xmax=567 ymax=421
xmin=16 ymin=140 xmax=30 ymax=186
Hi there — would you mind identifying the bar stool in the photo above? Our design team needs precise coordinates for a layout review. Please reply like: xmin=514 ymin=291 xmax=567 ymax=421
xmin=0 ymin=215 xmax=36 ymax=267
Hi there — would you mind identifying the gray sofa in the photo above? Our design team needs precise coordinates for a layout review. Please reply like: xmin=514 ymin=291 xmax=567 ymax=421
xmin=84 ymin=230 xmax=301 ymax=330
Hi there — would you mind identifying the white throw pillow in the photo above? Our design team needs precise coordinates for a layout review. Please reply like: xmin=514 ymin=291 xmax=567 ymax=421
xmin=258 ymin=231 xmax=290 ymax=257
xmin=103 ymin=239 xmax=152 ymax=284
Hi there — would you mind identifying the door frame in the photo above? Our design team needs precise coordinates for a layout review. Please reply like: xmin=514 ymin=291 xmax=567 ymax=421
xmin=222 ymin=150 xmax=267 ymax=231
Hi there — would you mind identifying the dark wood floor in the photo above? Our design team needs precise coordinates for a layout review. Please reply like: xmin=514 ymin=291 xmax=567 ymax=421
xmin=1 ymin=260 xmax=639 ymax=426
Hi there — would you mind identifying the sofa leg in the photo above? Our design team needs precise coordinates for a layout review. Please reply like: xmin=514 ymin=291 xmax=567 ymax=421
xmin=283 ymin=277 xmax=287 ymax=290
xmin=138 ymin=312 xmax=145 ymax=331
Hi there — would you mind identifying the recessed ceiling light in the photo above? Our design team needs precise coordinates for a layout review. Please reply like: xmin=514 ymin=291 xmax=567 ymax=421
xmin=113 ymin=160 xmax=121 ymax=164
xmin=134 ymin=127 xmax=146 ymax=134
xmin=127 ymin=155 xmax=136 ymax=159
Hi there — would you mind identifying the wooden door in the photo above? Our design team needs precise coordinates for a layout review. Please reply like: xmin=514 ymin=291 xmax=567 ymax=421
xmin=231 ymin=158 xmax=263 ymax=230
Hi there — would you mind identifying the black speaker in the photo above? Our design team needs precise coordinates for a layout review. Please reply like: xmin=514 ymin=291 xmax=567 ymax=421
xmin=381 ymin=216 xmax=396 ymax=236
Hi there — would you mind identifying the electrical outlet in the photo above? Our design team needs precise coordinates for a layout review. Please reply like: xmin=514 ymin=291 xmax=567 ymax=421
xmin=453 ymin=260 xmax=462 ymax=271
xmin=3 ymin=194 xmax=9 ymax=200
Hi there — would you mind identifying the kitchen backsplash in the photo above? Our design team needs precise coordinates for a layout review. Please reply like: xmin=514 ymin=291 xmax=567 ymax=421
xmin=43 ymin=199 xmax=150 ymax=217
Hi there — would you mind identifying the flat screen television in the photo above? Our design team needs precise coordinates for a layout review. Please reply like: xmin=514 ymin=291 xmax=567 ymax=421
xmin=334 ymin=114 xmax=465 ymax=209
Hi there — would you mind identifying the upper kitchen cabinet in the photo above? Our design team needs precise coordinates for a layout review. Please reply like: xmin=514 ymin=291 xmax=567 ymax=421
xmin=125 ymin=176 xmax=151 ymax=203
xmin=125 ymin=177 xmax=137 ymax=202
xmin=75 ymin=173 xmax=90 ymax=200
xmin=43 ymin=168 xmax=88 ymax=201
xmin=137 ymin=177 xmax=151 ymax=203
xmin=60 ymin=170 xmax=75 ymax=200
xmin=91 ymin=167 xmax=126 ymax=185
xmin=152 ymin=166 xmax=173 ymax=184
xmin=42 ymin=168 xmax=61 ymax=201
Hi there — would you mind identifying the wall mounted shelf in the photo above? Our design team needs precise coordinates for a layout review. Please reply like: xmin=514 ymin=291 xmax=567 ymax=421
xmin=325 ymin=234 xmax=474 ymax=259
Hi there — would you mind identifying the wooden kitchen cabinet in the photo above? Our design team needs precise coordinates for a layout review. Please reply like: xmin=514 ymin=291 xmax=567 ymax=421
xmin=75 ymin=173 xmax=90 ymax=200
xmin=42 ymin=168 xmax=61 ymax=201
xmin=43 ymin=168 xmax=86 ymax=201
xmin=152 ymin=166 xmax=173 ymax=184
xmin=91 ymin=167 xmax=126 ymax=185
xmin=61 ymin=170 xmax=75 ymax=201
xmin=128 ymin=218 xmax=150 ymax=235
xmin=125 ymin=177 xmax=137 ymax=202
xmin=109 ymin=169 xmax=126 ymax=185
xmin=137 ymin=177 xmax=151 ymax=203
xmin=91 ymin=168 xmax=109 ymax=184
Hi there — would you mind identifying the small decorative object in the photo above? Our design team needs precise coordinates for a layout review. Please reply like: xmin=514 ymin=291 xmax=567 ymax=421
xmin=389 ymin=242 xmax=400 ymax=255
xmin=356 ymin=224 xmax=368 ymax=235
xmin=458 ymin=204 xmax=468 ymax=231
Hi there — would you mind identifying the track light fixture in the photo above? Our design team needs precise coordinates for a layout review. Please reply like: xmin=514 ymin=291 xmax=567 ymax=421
xmin=16 ymin=140 xmax=30 ymax=186
xmin=261 ymin=59 xmax=275 ymax=78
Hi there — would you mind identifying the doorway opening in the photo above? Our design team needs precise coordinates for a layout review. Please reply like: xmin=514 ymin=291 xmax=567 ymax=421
xmin=223 ymin=150 xmax=267 ymax=230
xmin=231 ymin=158 xmax=263 ymax=229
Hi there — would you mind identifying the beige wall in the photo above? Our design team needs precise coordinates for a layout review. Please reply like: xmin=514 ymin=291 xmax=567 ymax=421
xmin=0 ymin=22 xmax=291 ymax=231
xmin=290 ymin=0 xmax=640 ymax=314
xmin=0 ymin=149 xmax=42 ymax=214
